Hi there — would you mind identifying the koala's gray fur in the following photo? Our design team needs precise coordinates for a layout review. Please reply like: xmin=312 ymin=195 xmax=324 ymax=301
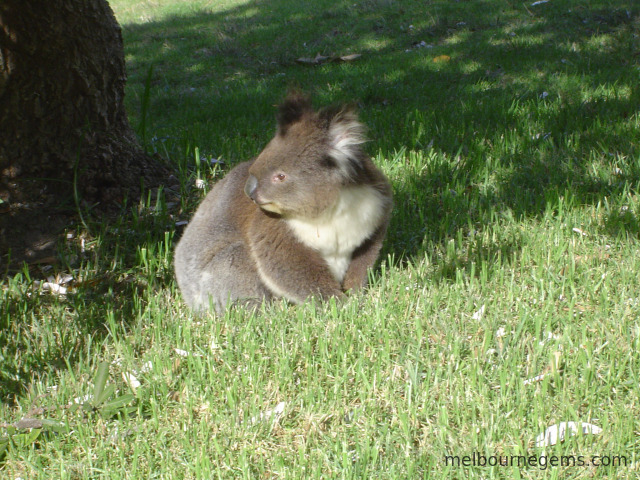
xmin=174 ymin=94 xmax=393 ymax=313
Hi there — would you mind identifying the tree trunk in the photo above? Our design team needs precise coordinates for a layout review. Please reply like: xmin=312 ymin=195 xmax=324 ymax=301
xmin=0 ymin=0 xmax=167 ymax=266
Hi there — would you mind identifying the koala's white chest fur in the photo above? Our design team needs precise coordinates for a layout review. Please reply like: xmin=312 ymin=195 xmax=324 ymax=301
xmin=286 ymin=186 xmax=386 ymax=282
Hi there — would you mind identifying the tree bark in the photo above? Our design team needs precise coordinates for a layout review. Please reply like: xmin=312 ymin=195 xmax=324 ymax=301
xmin=0 ymin=0 xmax=167 ymax=265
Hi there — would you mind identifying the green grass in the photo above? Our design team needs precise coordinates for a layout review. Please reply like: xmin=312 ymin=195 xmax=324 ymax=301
xmin=2 ymin=0 xmax=640 ymax=478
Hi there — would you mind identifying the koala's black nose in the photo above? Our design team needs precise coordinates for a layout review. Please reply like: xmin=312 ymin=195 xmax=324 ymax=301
xmin=244 ymin=174 xmax=258 ymax=200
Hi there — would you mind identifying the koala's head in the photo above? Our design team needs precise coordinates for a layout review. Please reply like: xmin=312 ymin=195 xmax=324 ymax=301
xmin=244 ymin=93 xmax=367 ymax=219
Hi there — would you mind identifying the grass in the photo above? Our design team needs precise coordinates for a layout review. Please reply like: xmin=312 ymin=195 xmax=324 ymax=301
xmin=2 ymin=0 xmax=640 ymax=477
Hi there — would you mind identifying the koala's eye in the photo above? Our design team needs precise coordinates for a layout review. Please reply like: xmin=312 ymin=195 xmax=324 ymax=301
xmin=273 ymin=173 xmax=286 ymax=182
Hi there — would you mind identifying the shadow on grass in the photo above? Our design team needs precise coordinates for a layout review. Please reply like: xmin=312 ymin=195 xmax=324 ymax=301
xmin=0 ymin=286 xmax=128 ymax=402
xmin=118 ymin=0 xmax=640 ymax=258
xmin=0 ymin=208 xmax=174 ymax=403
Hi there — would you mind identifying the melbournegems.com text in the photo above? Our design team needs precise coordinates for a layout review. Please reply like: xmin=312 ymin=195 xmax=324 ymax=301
xmin=443 ymin=452 xmax=628 ymax=470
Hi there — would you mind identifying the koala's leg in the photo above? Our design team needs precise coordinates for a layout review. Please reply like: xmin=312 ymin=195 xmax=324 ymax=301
xmin=189 ymin=242 xmax=272 ymax=313
xmin=342 ymin=225 xmax=388 ymax=291
xmin=247 ymin=217 xmax=344 ymax=304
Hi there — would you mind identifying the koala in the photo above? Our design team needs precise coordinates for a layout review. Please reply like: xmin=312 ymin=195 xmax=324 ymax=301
xmin=174 ymin=94 xmax=393 ymax=313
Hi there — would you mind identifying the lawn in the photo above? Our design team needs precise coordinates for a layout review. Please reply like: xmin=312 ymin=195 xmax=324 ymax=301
xmin=2 ymin=0 xmax=640 ymax=478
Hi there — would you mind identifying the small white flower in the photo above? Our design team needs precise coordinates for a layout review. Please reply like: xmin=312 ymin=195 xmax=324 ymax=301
xmin=472 ymin=305 xmax=485 ymax=320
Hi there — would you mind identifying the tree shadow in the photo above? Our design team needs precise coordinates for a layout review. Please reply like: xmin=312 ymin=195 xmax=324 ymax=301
xmin=0 ymin=201 xmax=175 ymax=403
xmin=0 ymin=277 xmax=145 ymax=402
xmin=116 ymin=0 xmax=640 ymax=270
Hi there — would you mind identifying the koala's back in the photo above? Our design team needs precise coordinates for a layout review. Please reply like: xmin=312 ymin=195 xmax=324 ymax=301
xmin=174 ymin=161 xmax=271 ymax=312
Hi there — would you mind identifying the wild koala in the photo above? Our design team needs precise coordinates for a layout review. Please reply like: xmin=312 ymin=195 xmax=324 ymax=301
xmin=174 ymin=94 xmax=393 ymax=313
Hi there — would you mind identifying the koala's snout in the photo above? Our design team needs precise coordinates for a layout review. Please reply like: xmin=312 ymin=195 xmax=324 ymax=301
xmin=244 ymin=174 xmax=258 ymax=201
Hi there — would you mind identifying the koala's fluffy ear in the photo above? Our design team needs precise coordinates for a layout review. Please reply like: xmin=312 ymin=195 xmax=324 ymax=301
xmin=277 ymin=92 xmax=312 ymax=135
xmin=321 ymin=104 xmax=367 ymax=178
